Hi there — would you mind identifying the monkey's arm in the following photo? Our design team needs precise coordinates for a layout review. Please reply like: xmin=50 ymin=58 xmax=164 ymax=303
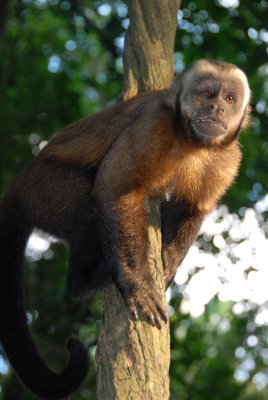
xmin=91 ymin=117 xmax=171 ymax=328
xmin=92 ymin=185 xmax=167 ymax=328
xmin=161 ymin=198 xmax=205 ymax=289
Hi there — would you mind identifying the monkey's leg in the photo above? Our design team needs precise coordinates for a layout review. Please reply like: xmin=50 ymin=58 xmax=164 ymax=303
xmin=92 ymin=190 xmax=168 ymax=328
xmin=161 ymin=199 xmax=205 ymax=289
xmin=20 ymin=161 xmax=106 ymax=299
xmin=66 ymin=222 xmax=108 ymax=300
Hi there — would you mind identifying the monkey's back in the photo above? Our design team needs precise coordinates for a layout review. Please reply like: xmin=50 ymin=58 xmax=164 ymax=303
xmin=40 ymin=91 xmax=169 ymax=169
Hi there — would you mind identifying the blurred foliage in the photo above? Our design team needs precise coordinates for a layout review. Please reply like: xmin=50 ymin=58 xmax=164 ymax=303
xmin=169 ymin=296 xmax=268 ymax=400
xmin=0 ymin=0 xmax=267 ymax=399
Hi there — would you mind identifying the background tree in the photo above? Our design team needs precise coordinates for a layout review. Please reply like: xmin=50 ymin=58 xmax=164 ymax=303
xmin=0 ymin=0 xmax=9 ymax=41
xmin=0 ymin=1 xmax=267 ymax=399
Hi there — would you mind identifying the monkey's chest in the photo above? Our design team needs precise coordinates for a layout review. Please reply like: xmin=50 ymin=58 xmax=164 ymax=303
xmin=159 ymin=151 xmax=237 ymax=212
xmin=172 ymin=163 xmax=212 ymax=206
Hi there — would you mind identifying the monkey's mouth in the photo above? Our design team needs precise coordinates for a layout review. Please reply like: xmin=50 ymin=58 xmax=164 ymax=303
xmin=196 ymin=118 xmax=227 ymax=131
xmin=191 ymin=118 xmax=228 ymax=143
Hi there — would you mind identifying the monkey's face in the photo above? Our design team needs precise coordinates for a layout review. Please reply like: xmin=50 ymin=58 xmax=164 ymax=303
xmin=178 ymin=60 xmax=251 ymax=146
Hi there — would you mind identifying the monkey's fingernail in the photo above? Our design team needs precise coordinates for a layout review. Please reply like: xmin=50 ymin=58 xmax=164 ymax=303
xmin=132 ymin=310 xmax=138 ymax=320
xmin=155 ymin=318 xmax=162 ymax=330
xmin=157 ymin=306 xmax=168 ymax=323
xmin=148 ymin=315 xmax=155 ymax=327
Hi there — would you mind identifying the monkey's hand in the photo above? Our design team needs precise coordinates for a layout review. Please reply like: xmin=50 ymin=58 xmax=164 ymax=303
xmin=125 ymin=280 xmax=168 ymax=329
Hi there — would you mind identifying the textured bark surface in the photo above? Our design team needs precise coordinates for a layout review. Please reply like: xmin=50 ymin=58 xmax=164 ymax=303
xmin=122 ymin=0 xmax=180 ymax=100
xmin=96 ymin=1 xmax=181 ymax=399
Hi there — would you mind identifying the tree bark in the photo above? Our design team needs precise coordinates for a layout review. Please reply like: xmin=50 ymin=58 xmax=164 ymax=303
xmin=122 ymin=0 xmax=180 ymax=100
xmin=96 ymin=1 xmax=181 ymax=399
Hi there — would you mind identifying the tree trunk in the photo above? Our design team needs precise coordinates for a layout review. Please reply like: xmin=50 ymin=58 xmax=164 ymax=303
xmin=122 ymin=0 xmax=180 ymax=100
xmin=96 ymin=1 xmax=181 ymax=399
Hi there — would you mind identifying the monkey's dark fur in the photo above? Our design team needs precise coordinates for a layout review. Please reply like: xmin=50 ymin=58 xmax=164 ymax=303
xmin=0 ymin=60 xmax=251 ymax=399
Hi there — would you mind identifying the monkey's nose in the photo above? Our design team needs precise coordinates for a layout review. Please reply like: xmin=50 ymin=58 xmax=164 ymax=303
xmin=210 ymin=104 xmax=224 ymax=113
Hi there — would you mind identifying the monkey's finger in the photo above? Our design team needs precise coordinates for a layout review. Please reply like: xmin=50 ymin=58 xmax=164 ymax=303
xmin=154 ymin=316 xmax=162 ymax=330
xmin=132 ymin=309 xmax=139 ymax=321
xmin=147 ymin=314 xmax=156 ymax=327
xmin=140 ymin=285 xmax=168 ymax=324
xmin=137 ymin=300 xmax=158 ymax=328
xmin=151 ymin=296 xmax=168 ymax=324
xmin=140 ymin=298 xmax=163 ymax=329
xmin=157 ymin=305 xmax=168 ymax=324
xmin=149 ymin=284 xmax=165 ymax=304
xmin=145 ymin=284 xmax=168 ymax=323
xmin=128 ymin=302 xmax=139 ymax=321
xmin=138 ymin=304 xmax=155 ymax=326
xmin=146 ymin=309 xmax=161 ymax=329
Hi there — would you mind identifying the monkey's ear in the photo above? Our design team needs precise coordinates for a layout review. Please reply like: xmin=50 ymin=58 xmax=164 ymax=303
xmin=165 ymin=72 xmax=185 ymax=112
xmin=241 ymin=104 xmax=252 ymax=130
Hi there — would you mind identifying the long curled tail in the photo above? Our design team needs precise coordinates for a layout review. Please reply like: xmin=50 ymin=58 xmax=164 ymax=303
xmin=0 ymin=195 xmax=89 ymax=399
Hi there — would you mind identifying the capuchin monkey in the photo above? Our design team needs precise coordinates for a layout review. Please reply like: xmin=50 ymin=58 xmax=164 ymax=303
xmin=0 ymin=59 xmax=251 ymax=399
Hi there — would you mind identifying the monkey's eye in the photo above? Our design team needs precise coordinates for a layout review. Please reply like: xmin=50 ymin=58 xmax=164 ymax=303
xmin=200 ymin=88 xmax=212 ymax=97
xmin=225 ymin=94 xmax=235 ymax=104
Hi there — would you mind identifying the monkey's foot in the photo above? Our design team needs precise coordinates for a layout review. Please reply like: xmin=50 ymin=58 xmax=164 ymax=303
xmin=127 ymin=284 xmax=168 ymax=329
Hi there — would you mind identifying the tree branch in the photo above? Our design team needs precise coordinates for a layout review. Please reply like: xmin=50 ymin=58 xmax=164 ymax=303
xmin=122 ymin=0 xmax=181 ymax=99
